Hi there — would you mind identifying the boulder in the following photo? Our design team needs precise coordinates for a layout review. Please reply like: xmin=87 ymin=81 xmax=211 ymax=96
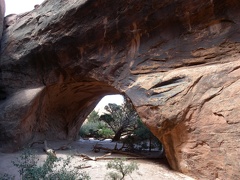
xmin=0 ymin=0 xmax=240 ymax=179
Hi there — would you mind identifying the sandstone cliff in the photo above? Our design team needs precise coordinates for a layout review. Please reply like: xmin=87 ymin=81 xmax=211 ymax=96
xmin=0 ymin=0 xmax=240 ymax=179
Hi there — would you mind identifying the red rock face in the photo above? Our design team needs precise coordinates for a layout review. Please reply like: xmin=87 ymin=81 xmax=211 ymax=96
xmin=0 ymin=0 xmax=240 ymax=179
xmin=137 ymin=62 xmax=240 ymax=179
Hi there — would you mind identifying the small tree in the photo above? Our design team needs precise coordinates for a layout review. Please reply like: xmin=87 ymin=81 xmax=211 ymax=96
xmin=99 ymin=98 xmax=139 ymax=141
xmin=10 ymin=149 xmax=90 ymax=180
xmin=86 ymin=110 xmax=100 ymax=122
xmin=79 ymin=110 xmax=114 ymax=139
xmin=105 ymin=158 xmax=138 ymax=180
xmin=133 ymin=119 xmax=162 ymax=151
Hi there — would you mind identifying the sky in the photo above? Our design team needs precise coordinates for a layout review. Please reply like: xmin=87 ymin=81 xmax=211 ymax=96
xmin=5 ymin=0 xmax=45 ymax=15
xmin=5 ymin=0 xmax=124 ymax=111
xmin=94 ymin=95 xmax=124 ymax=114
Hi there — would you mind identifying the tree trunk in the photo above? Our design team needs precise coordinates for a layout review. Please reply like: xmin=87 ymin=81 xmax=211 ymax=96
xmin=112 ymin=127 xmax=124 ymax=141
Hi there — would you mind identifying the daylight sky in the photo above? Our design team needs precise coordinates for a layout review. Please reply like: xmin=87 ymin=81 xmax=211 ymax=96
xmin=5 ymin=0 xmax=45 ymax=15
xmin=5 ymin=0 xmax=124 ymax=111
xmin=94 ymin=95 xmax=124 ymax=114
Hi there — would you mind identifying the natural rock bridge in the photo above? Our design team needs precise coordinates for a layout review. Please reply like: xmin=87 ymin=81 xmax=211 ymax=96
xmin=0 ymin=0 xmax=240 ymax=179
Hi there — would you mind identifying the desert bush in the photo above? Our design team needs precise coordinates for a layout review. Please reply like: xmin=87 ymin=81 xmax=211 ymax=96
xmin=80 ymin=110 xmax=114 ymax=139
xmin=79 ymin=120 xmax=114 ymax=139
xmin=97 ymin=122 xmax=114 ymax=138
xmin=133 ymin=119 xmax=162 ymax=151
xmin=119 ymin=119 xmax=162 ymax=152
xmin=98 ymin=127 xmax=114 ymax=139
xmin=8 ymin=149 xmax=90 ymax=180
xmin=79 ymin=121 xmax=100 ymax=137
xmin=86 ymin=110 xmax=100 ymax=123
xmin=0 ymin=173 xmax=15 ymax=180
xmin=100 ymin=98 xmax=139 ymax=142
xmin=81 ymin=99 xmax=162 ymax=151
xmin=105 ymin=158 xmax=138 ymax=180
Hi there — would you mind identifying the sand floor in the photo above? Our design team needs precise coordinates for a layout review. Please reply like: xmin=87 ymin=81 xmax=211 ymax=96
xmin=0 ymin=139 xmax=195 ymax=180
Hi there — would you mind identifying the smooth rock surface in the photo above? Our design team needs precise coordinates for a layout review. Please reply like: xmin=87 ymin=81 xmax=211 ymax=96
xmin=0 ymin=0 xmax=240 ymax=179
xmin=0 ymin=0 xmax=4 ymax=39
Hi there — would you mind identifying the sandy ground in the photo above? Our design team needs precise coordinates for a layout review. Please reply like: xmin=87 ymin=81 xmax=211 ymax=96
xmin=0 ymin=139 xmax=195 ymax=180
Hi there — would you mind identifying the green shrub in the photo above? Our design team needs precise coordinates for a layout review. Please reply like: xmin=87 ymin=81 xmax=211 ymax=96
xmin=79 ymin=121 xmax=101 ymax=137
xmin=79 ymin=121 xmax=114 ymax=139
xmin=105 ymin=158 xmax=139 ymax=180
xmin=98 ymin=127 xmax=114 ymax=139
xmin=86 ymin=110 xmax=100 ymax=123
xmin=0 ymin=173 xmax=15 ymax=180
xmin=132 ymin=119 xmax=162 ymax=151
xmin=8 ymin=149 xmax=90 ymax=180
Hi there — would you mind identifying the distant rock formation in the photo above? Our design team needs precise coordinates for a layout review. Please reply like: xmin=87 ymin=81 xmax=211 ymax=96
xmin=0 ymin=0 xmax=240 ymax=179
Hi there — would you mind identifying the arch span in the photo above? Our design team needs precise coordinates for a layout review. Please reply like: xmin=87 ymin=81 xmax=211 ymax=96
xmin=0 ymin=80 xmax=120 ymax=150
xmin=1 ymin=0 xmax=240 ymax=179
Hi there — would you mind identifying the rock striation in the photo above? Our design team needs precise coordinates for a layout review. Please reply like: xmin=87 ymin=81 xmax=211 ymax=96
xmin=0 ymin=0 xmax=240 ymax=179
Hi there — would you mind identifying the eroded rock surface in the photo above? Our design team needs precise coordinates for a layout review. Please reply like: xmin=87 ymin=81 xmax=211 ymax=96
xmin=0 ymin=0 xmax=4 ymax=39
xmin=0 ymin=0 xmax=240 ymax=179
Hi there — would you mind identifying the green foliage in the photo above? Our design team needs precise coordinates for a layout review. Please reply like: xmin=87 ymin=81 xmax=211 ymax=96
xmin=79 ymin=120 xmax=114 ymax=139
xmin=87 ymin=110 xmax=100 ymax=122
xmin=9 ymin=149 xmax=90 ymax=180
xmin=106 ymin=158 xmax=139 ymax=180
xmin=98 ymin=127 xmax=115 ymax=139
xmin=121 ymin=119 xmax=162 ymax=151
xmin=80 ymin=110 xmax=114 ymax=139
xmin=135 ymin=119 xmax=162 ymax=151
xmin=0 ymin=173 xmax=15 ymax=180
xmin=12 ymin=149 xmax=39 ymax=178
xmin=79 ymin=121 xmax=101 ymax=137
xmin=80 ymin=97 xmax=162 ymax=151
xmin=134 ymin=119 xmax=152 ymax=140
xmin=100 ymin=98 xmax=139 ymax=141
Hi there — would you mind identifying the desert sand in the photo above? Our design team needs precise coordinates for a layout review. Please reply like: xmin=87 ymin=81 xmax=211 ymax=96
xmin=0 ymin=139 xmax=195 ymax=180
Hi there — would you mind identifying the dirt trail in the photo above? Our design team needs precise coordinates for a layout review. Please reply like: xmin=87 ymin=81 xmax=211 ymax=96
xmin=0 ymin=139 xmax=195 ymax=180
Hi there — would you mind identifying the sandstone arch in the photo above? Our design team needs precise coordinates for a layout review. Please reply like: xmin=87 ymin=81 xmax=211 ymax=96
xmin=0 ymin=80 xmax=120 ymax=149
xmin=0 ymin=0 xmax=240 ymax=179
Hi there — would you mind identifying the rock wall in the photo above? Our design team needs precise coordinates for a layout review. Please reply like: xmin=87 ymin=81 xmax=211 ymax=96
xmin=0 ymin=0 xmax=4 ymax=39
xmin=0 ymin=0 xmax=240 ymax=179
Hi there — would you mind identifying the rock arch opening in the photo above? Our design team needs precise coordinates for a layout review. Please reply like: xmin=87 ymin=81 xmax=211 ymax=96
xmin=29 ymin=81 xmax=121 ymax=143
xmin=80 ymin=94 xmax=164 ymax=155
xmin=0 ymin=80 xmax=121 ymax=151
xmin=0 ymin=0 xmax=240 ymax=179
